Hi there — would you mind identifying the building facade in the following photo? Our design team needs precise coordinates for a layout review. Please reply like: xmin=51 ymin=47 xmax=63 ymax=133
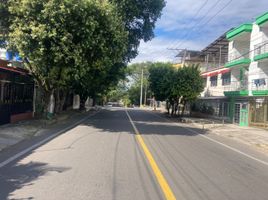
xmin=0 ymin=50 xmax=34 ymax=125
xmin=222 ymin=11 xmax=268 ymax=127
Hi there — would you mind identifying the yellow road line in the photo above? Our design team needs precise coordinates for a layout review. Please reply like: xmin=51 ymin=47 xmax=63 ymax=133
xmin=125 ymin=110 xmax=176 ymax=200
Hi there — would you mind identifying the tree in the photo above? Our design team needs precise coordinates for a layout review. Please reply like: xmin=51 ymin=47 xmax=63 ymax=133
xmin=0 ymin=0 xmax=9 ymax=45
xmin=148 ymin=63 xmax=204 ymax=116
xmin=110 ymin=0 xmax=166 ymax=61
xmin=148 ymin=63 xmax=175 ymax=101
xmin=8 ymin=0 xmax=128 ymax=114
xmin=174 ymin=64 xmax=204 ymax=116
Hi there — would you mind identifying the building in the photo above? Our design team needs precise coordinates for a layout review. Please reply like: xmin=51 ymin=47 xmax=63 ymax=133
xmin=186 ymin=32 xmax=231 ymax=120
xmin=195 ymin=11 xmax=268 ymax=127
xmin=0 ymin=52 xmax=34 ymax=125
xmin=173 ymin=49 xmax=206 ymax=71
xmin=222 ymin=11 xmax=268 ymax=127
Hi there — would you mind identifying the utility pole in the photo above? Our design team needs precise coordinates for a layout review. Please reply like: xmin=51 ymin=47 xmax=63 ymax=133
xmin=140 ymin=68 xmax=143 ymax=108
xmin=144 ymin=82 xmax=147 ymax=106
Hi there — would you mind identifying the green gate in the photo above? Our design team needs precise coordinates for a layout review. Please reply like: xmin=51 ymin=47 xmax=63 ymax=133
xmin=239 ymin=103 xmax=248 ymax=126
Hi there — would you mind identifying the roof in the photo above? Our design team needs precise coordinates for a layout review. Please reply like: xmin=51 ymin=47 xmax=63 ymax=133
xmin=176 ymin=50 xmax=205 ymax=58
xmin=0 ymin=59 xmax=29 ymax=75
xmin=201 ymin=31 xmax=230 ymax=55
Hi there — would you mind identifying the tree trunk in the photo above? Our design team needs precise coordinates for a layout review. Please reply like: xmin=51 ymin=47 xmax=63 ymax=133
xmin=59 ymin=91 xmax=67 ymax=112
xmin=54 ymin=88 xmax=61 ymax=114
xmin=181 ymin=101 xmax=187 ymax=117
xmin=45 ymin=90 xmax=55 ymax=119
xmin=92 ymin=96 xmax=96 ymax=106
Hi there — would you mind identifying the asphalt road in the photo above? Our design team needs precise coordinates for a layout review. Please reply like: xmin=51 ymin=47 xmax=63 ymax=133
xmin=1 ymin=108 xmax=268 ymax=200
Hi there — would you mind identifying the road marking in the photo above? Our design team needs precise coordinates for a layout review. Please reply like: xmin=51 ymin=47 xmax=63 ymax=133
xmin=125 ymin=110 xmax=176 ymax=200
xmin=147 ymin=110 xmax=268 ymax=167
xmin=0 ymin=110 xmax=101 ymax=168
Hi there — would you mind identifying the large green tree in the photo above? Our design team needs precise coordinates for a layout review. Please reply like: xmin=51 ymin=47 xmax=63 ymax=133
xmin=8 ymin=0 xmax=127 ymax=113
xmin=0 ymin=0 xmax=9 ymax=45
xmin=1 ymin=0 xmax=166 ymax=114
xmin=110 ymin=0 xmax=166 ymax=61
xmin=173 ymin=65 xmax=204 ymax=116
xmin=148 ymin=63 xmax=204 ymax=116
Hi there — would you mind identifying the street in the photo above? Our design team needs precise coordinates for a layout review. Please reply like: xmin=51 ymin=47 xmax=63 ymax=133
xmin=1 ymin=108 xmax=268 ymax=200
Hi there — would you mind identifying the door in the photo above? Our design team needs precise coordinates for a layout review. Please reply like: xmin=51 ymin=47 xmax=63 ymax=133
xmin=0 ymin=82 xmax=11 ymax=125
xmin=234 ymin=103 xmax=241 ymax=124
xmin=239 ymin=103 xmax=248 ymax=126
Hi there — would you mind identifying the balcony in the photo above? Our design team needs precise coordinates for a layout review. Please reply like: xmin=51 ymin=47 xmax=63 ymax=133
xmin=224 ymin=81 xmax=248 ymax=97
xmin=226 ymin=23 xmax=252 ymax=41
xmin=251 ymin=78 xmax=268 ymax=96
xmin=253 ymin=42 xmax=268 ymax=62
xmin=225 ymin=52 xmax=251 ymax=68
xmin=256 ymin=11 xmax=268 ymax=27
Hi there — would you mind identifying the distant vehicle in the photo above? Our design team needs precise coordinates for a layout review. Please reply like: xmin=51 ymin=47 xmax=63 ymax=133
xmin=106 ymin=102 xmax=123 ymax=107
xmin=107 ymin=102 xmax=113 ymax=107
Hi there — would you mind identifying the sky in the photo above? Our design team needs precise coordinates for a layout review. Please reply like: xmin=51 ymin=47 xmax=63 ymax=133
xmin=131 ymin=0 xmax=268 ymax=64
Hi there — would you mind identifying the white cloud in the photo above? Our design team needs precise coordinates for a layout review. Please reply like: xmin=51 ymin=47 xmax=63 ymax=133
xmin=132 ymin=0 xmax=268 ymax=64
xmin=130 ymin=37 xmax=206 ymax=64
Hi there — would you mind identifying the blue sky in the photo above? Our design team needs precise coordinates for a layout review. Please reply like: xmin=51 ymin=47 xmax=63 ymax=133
xmin=131 ymin=0 xmax=268 ymax=63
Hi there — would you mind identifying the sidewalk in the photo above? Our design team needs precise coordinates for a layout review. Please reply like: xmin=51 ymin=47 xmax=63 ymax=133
xmin=0 ymin=108 xmax=99 ymax=152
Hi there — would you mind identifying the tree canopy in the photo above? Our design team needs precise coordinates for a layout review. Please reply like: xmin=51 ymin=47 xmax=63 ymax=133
xmin=148 ymin=63 xmax=204 ymax=116
xmin=0 ymin=0 xmax=165 ymax=114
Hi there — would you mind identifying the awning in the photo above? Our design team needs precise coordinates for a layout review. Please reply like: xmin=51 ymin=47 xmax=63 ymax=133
xmin=201 ymin=68 xmax=230 ymax=77
xmin=0 ymin=66 xmax=28 ymax=75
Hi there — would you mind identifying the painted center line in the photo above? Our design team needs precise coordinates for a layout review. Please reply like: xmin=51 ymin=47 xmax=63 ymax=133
xmin=125 ymin=110 xmax=176 ymax=200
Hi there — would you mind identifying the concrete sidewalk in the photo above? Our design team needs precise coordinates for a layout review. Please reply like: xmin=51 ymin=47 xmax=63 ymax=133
xmin=0 ymin=108 xmax=99 ymax=152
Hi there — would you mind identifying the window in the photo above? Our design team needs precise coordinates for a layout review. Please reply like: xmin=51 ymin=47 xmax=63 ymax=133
xmin=253 ymin=78 xmax=266 ymax=88
xmin=210 ymin=75 xmax=217 ymax=87
xmin=222 ymin=72 xmax=231 ymax=86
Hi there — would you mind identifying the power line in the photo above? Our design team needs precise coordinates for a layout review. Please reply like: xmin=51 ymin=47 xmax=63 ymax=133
xmin=170 ymin=0 xmax=223 ymax=49
xmin=167 ymin=0 xmax=210 ymax=49
xmin=175 ymin=0 xmax=233 ymax=49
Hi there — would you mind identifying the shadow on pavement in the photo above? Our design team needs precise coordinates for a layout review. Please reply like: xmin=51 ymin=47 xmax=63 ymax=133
xmin=0 ymin=162 xmax=70 ymax=200
xmin=82 ymin=109 xmax=208 ymax=137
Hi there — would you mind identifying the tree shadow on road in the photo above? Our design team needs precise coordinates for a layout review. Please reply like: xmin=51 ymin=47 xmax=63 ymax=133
xmin=82 ymin=109 xmax=208 ymax=137
xmin=0 ymin=161 xmax=70 ymax=200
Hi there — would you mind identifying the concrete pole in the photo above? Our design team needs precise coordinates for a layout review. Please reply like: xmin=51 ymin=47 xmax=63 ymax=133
xmin=144 ymin=82 xmax=147 ymax=106
xmin=140 ymin=68 xmax=143 ymax=108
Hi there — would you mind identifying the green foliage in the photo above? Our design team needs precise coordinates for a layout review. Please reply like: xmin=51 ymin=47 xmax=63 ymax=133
xmin=110 ymin=0 xmax=166 ymax=61
xmin=1 ymin=0 xmax=165 ymax=113
xmin=148 ymin=62 xmax=175 ymax=101
xmin=148 ymin=63 xmax=204 ymax=115
xmin=0 ymin=0 xmax=9 ymax=46
xmin=9 ymin=0 xmax=127 ymax=93
xmin=126 ymin=62 xmax=152 ymax=105
xmin=174 ymin=64 xmax=204 ymax=102
xmin=128 ymin=84 xmax=140 ymax=105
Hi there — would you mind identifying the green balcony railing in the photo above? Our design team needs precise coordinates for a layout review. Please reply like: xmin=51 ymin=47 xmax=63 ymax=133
xmin=225 ymin=58 xmax=251 ymax=68
xmin=226 ymin=23 xmax=252 ymax=40
xmin=223 ymin=80 xmax=249 ymax=97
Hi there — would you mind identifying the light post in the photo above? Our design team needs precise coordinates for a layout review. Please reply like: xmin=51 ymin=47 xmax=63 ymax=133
xmin=140 ymin=68 xmax=143 ymax=108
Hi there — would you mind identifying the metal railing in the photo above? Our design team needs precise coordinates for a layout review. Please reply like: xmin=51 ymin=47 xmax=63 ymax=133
xmin=228 ymin=51 xmax=250 ymax=62
xmin=254 ymin=42 xmax=268 ymax=56
xmin=223 ymin=80 xmax=248 ymax=91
